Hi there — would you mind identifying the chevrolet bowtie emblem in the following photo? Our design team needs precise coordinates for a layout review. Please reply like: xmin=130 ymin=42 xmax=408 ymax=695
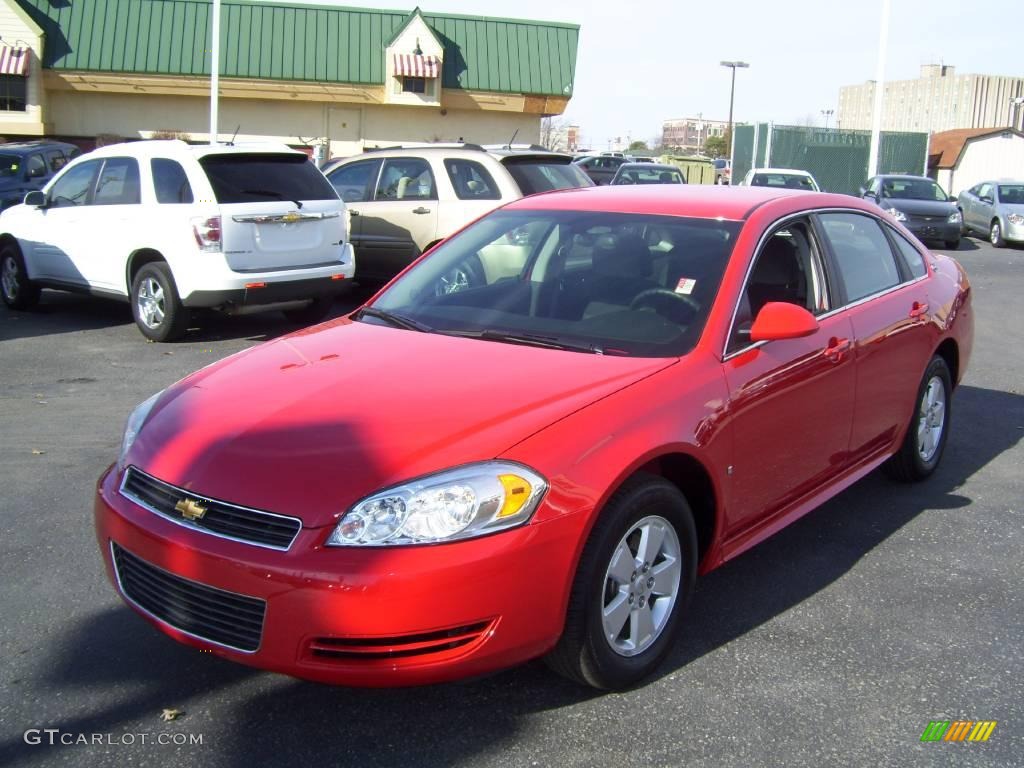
xmin=175 ymin=498 xmax=207 ymax=521
xmin=281 ymin=211 xmax=302 ymax=224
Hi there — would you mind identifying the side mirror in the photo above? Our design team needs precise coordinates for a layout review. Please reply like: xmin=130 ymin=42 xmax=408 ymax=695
xmin=750 ymin=302 xmax=819 ymax=343
xmin=947 ymin=195 xmax=957 ymax=203
xmin=23 ymin=190 xmax=46 ymax=207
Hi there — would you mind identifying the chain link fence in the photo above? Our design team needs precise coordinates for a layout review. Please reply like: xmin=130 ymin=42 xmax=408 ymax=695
xmin=731 ymin=124 xmax=929 ymax=195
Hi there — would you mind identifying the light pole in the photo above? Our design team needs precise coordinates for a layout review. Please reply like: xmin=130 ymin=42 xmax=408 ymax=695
xmin=821 ymin=109 xmax=834 ymax=129
xmin=209 ymin=0 xmax=221 ymax=144
xmin=1010 ymin=97 xmax=1024 ymax=130
xmin=867 ymin=0 xmax=891 ymax=177
xmin=720 ymin=61 xmax=749 ymax=156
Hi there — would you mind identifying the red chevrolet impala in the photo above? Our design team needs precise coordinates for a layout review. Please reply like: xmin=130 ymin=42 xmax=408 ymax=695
xmin=95 ymin=185 xmax=972 ymax=689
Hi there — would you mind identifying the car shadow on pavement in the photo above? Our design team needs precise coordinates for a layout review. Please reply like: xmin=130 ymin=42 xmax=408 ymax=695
xmin=2 ymin=385 xmax=1019 ymax=768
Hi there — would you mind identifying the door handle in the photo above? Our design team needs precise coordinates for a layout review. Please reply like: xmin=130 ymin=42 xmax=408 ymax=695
xmin=412 ymin=207 xmax=431 ymax=214
xmin=824 ymin=337 xmax=851 ymax=362
xmin=909 ymin=301 xmax=929 ymax=319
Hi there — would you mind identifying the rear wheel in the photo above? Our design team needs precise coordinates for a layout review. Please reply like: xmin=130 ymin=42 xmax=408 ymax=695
xmin=1 ymin=244 xmax=40 ymax=310
xmin=545 ymin=476 xmax=697 ymax=689
xmin=131 ymin=262 xmax=189 ymax=342
xmin=883 ymin=355 xmax=952 ymax=482
xmin=990 ymin=219 xmax=1005 ymax=248
xmin=282 ymin=296 xmax=335 ymax=326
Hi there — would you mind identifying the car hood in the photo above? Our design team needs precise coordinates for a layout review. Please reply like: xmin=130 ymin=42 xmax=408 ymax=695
xmin=127 ymin=318 xmax=674 ymax=527
xmin=998 ymin=203 xmax=1024 ymax=216
xmin=882 ymin=198 xmax=956 ymax=216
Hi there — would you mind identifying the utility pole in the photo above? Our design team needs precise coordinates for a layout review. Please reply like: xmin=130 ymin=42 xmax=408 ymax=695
xmin=209 ymin=0 xmax=221 ymax=144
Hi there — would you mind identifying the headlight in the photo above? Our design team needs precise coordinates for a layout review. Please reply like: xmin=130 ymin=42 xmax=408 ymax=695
xmin=885 ymin=207 xmax=907 ymax=222
xmin=1008 ymin=213 xmax=1024 ymax=225
xmin=117 ymin=391 xmax=163 ymax=470
xmin=947 ymin=210 xmax=962 ymax=224
xmin=327 ymin=462 xmax=547 ymax=546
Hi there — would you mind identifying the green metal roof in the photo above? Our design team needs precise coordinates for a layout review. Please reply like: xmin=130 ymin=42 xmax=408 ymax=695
xmin=14 ymin=0 xmax=578 ymax=97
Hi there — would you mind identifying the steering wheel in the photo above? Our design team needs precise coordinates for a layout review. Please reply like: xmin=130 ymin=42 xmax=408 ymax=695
xmin=629 ymin=288 xmax=700 ymax=324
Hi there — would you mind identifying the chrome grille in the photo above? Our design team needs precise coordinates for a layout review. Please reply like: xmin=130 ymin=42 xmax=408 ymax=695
xmin=121 ymin=467 xmax=301 ymax=550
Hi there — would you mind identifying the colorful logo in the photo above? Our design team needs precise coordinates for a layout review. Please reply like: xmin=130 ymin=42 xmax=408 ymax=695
xmin=921 ymin=720 xmax=997 ymax=742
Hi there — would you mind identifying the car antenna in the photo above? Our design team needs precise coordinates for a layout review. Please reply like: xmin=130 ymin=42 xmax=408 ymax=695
xmin=228 ymin=125 xmax=240 ymax=146
xmin=505 ymin=128 xmax=519 ymax=150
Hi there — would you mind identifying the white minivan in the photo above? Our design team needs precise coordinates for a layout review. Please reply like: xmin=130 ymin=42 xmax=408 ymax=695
xmin=0 ymin=140 xmax=354 ymax=341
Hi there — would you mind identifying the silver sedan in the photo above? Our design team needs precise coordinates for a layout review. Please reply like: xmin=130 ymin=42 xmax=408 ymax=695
xmin=957 ymin=180 xmax=1024 ymax=247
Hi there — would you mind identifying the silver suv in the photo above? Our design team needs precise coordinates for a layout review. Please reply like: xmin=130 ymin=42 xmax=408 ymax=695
xmin=322 ymin=144 xmax=592 ymax=282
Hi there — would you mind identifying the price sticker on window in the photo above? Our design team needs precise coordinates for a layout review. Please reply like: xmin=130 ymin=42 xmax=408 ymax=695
xmin=674 ymin=277 xmax=697 ymax=295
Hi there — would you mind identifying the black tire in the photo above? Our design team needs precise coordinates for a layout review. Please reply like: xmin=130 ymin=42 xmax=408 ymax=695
xmin=130 ymin=262 xmax=190 ymax=342
xmin=944 ymin=238 xmax=960 ymax=250
xmin=990 ymin=219 xmax=1005 ymax=248
xmin=883 ymin=355 xmax=952 ymax=482
xmin=545 ymin=476 xmax=698 ymax=690
xmin=0 ymin=244 xmax=40 ymax=310
xmin=957 ymin=209 xmax=967 ymax=236
xmin=282 ymin=295 xmax=335 ymax=326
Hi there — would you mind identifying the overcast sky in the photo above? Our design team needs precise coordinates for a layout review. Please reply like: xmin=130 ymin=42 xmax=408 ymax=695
xmin=278 ymin=0 xmax=1020 ymax=147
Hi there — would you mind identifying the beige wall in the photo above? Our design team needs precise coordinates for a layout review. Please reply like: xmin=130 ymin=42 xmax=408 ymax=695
xmin=45 ymin=89 xmax=541 ymax=158
xmin=0 ymin=0 xmax=45 ymax=135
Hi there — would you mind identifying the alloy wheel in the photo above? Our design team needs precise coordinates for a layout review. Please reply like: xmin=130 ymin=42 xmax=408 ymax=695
xmin=991 ymin=222 xmax=1001 ymax=246
xmin=601 ymin=515 xmax=682 ymax=657
xmin=136 ymin=277 xmax=166 ymax=329
xmin=917 ymin=375 xmax=947 ymax=462
xmin=1 ymin=255 xmax=18 ymax=302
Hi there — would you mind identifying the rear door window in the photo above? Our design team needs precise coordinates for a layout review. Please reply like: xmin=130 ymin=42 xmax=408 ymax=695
xmin=444 ymin=159 xmax=501 ymax=200
xmin=94 ymin=158 xmax=141 ymax=205
xmin=151 ymin=158 xmax=194 ymax=204
xmin=26 ymin=154 xmax=47 ymax=179
xmin=46 ymin=150 xmax=68 ymax=173
xmin=887 ymin=227 xmax=928 ymax=279
xmin=501 ymin=157 xmax=593 ymax=196
xmin=326 ymin=159 xmax=381 ymax=203
xmin=199 ymin=153 xmax=338 ymax=204
xmin=819 ymin=212 xmax=901 ymax=303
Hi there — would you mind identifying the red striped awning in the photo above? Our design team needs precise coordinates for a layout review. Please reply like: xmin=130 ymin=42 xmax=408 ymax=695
xmin=393 ymin=54 xmax=440 ymax=79
xmin=0 ymin=46 xmax=28 ymax=76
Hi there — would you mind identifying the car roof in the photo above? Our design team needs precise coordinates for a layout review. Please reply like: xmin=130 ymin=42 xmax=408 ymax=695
xmin=0 ymin=139 xmax=78 ymax=155
xmin=750 ymin=168 xmax=814 ymax=176
xmin=503 ymin=183 xmax=850 ymax=220
xmin=874 ymin=174 xmax=933 ymax=181
xmin=72 ymin=140 xmax=303 ymax=162
xmin=616 ymin=163 xmax=679 ymax=171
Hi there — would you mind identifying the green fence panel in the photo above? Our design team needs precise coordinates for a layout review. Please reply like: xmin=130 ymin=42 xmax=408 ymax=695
xmin=732 ymin=124 xmax=755 ymax=186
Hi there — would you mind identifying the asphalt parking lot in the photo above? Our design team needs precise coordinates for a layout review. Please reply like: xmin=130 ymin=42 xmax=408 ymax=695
xmin=1 ymin=238 xmax=1021 ymax=768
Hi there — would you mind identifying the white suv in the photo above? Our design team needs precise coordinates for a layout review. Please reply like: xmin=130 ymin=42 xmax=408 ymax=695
xmin=322 ymin=145 xmax=592 ymax=283
xmin=0 ymin=140 xmax=354 ymax=341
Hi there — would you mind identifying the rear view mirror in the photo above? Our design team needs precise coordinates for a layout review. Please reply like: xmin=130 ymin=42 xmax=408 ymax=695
xmin=23 ymin=191 xmax=46 ymax=208
xmin=750 ymin=302 xmax=819 ymax=342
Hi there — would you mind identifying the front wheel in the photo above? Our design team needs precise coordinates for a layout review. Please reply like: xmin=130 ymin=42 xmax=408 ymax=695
xmin=545 ymin=476 xmax=697 ymax=689
xmin=990 ymin=220 xmax=1005 ymax=248
xmin=131 ymin=262 xmax=190 ymax=342
xmin=944 ymin=238 xmax=960 ymax=250
xmin=1 ymin=245 xmax=40 ymax=310
xmin=883 ymin=355 xmax=952 ymax=482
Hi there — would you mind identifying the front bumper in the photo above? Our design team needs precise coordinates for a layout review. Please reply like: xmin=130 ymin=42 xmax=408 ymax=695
xmin=94 ymin=465 xmax=580 ymax=686
xmin=903 ymin=219 xmax=960 ymax=243
xmin=1003 ymin=219 xmax=1024 ymax=243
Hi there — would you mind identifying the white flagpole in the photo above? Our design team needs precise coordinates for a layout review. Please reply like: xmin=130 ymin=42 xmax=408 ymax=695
xmin=210 ymin=0 xmax=221 ymax=144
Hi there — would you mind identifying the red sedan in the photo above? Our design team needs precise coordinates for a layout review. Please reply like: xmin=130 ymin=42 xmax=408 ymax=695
xmin=95 ymin=185 xmax=972 ymax=689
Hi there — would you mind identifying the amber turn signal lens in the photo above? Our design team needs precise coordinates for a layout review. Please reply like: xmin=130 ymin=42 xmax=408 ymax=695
xmin=497 ymin=474 xmax=532 ymax=518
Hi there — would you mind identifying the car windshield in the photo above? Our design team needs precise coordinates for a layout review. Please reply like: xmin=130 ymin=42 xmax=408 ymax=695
xmin=998 ymin=184 xmax=1024 ymax=203
xmin=199 ymin=153 xmax=338 ymax=204
xmin=751 ymin=173 xmax=816 ymax=190
xmin=501 ymin=157 xmax=594 ymax=195
xmin=613 ymin=167 xmax=684 ymax=185
xmin=0 ymin=154 xmax=21 ymax=178
xmin=880 ymin=178 xmax=948 ymax=201
xmin=364 ymin=209 xmax=740 ymax=357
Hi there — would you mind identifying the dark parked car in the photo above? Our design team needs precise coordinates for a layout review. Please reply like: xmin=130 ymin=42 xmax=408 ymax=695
xmin=610 ymin=163 xmax=686 ymax=185
xmin=860 ymin=175 xmax=961 ymax=249
xmin=573 ymin=154 xmax=629 ymax=185
xmin=0 ymin=140 xmax=81 ymax=210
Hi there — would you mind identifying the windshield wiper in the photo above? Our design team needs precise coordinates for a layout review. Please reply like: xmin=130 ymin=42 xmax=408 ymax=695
xmin=355 ymin=306 xmax=433 ymax=333
xmin=448 ymin=329 xmax=603 ymax=354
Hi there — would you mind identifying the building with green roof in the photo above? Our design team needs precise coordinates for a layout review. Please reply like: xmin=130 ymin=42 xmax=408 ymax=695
xmin=0 ymin=0 xmax=579 ymax=157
